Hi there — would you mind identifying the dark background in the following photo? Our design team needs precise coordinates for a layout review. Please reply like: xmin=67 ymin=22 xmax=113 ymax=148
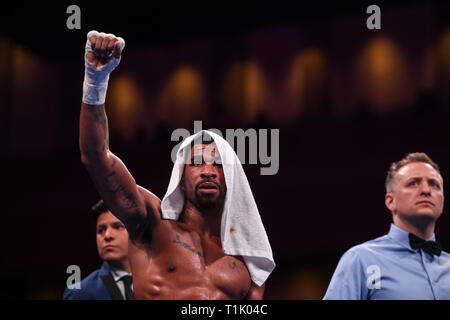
xmin=1 ymin=1 xmax=450 ymax=299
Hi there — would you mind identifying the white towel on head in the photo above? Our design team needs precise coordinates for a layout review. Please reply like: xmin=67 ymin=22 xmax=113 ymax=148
xmin=161 ymin=130 xmax=275 ymax=286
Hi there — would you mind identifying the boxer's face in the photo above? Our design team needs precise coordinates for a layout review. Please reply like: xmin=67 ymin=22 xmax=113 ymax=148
xmin=96 ymin=211 xmax=129 ymax=264
xmin=386 ymin=162 xmax=444 ymax=222
xmin=181 ymin=144 xmax=227 ymax=210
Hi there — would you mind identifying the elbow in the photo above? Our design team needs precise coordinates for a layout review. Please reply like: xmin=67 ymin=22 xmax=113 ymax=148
xmin=80 ymin=149 xmax=109 ymax=168
xmin=80 ymin=152 xmax=95 ymax=169
xmin=80 ymin=152 xmax=91 ymax=167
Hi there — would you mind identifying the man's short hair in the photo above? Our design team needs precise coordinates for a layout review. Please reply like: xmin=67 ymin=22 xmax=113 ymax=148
xmin=385 ymin=152 xmax=442 ymax=193
xmin=91 ymin=200 xmax=109 ymax=222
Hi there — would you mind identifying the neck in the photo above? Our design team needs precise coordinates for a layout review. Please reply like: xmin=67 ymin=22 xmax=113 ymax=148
xmin=107 ymin=259 xmax=131 ymax=273
xmin=393 ymin=215 xmax=436 ymax=240
xmin=180 ymin=201 xmax=223 ymax=237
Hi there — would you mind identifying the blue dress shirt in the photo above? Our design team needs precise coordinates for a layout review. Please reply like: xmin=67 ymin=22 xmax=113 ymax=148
xmin=324 ymin=224 xmax=450 ymax=300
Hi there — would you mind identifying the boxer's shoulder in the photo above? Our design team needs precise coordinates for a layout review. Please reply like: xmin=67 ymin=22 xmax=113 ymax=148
xmin=137 ymin=185 xmax=162 ymax=215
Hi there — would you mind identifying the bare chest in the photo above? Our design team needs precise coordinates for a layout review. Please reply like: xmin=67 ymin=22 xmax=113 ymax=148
xmin=130 ymin=223 xmax=252 ymax=299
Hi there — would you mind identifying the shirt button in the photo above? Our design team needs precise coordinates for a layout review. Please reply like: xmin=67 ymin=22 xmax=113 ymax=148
xmin=432 ymin=281 xmax=437 ymax=286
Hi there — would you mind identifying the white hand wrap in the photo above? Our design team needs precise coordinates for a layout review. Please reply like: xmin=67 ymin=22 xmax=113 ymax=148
xmin=82 ymin=30 xmax=125 ymax=105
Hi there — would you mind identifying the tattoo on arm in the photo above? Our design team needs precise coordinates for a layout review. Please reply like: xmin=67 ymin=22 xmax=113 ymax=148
xmin=229 ymin=261 xmax=243 ymax=273
xmin=87 ymin=104 xmax=109 ymax=151
xmin=103 ymin=170 xmax=138 ymax=210
xmin=87 ymin=104 xmax=107 ymax=129
xmin=173 ymin=235 xmax=204 ymax=258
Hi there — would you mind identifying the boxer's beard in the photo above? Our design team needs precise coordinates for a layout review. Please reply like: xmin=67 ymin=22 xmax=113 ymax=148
xmin=194 ymin=181 xmax=225 ymax=211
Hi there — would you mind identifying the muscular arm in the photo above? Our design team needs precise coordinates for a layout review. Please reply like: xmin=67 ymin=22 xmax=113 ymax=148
xmin=79 ymin=102 xmax=151 ymax=239
xmin=78 ymin=31 xmax=160 ymax=241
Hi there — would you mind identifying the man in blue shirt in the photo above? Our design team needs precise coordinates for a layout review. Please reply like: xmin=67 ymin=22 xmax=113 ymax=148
xmin=324 ymin=152 xmax=450 ymax=300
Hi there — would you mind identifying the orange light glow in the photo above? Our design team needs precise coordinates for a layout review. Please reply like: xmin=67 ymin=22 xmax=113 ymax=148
xmin=108 ymin=75 xmax=144 ymax=141
xmin=220 ymin=61 xmax=271 ymax=124
xmin=157 ymin=65 xmax=206 ymax=127
xmin=355 ymin=37 xmax=411 ymax=112
xmin=283 ymin=48 xmax=327 ymax=120
xmin=435 ymin=28 xmax=450 ymax=97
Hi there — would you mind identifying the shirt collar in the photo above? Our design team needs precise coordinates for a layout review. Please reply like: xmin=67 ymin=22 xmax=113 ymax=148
xmin=106 ymin=262 xmax=131 ymax=282
xmin=388 ymin=223 xmax=436 ymax=251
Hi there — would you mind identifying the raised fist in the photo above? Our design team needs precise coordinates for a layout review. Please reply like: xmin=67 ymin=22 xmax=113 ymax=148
xmin=82 ymin=31 xmax=126 ymax=105
xmin=85 ymin=31 xmax=125 ymax=68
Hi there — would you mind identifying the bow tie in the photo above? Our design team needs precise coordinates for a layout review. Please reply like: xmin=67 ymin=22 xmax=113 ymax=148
xmin=408 ymin=233 xmax=442 ymax=256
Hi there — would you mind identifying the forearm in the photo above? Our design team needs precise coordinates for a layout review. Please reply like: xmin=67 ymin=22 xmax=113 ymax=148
xmin=79 ymin=30 xmax=125 ymax=163
xmin=79 ymin=102 xmax=111 ymax=165
xmin=79 ymin=100 xmax=147 ymax=225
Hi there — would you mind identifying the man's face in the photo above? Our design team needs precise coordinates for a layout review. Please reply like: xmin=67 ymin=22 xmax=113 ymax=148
xmin=96 ymin=211 xmax=129 ymax=263
xmin=181 ymin=144 xmax=227 ymax=210
xmin=386 ymin=162 xmax=444 ymax=222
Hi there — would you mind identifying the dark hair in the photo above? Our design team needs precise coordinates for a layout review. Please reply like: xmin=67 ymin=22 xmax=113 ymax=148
xmin=91 ymin=199 xmax=109 ymax=222
xmin=385 ymin=152 xmax=441 ymax=192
